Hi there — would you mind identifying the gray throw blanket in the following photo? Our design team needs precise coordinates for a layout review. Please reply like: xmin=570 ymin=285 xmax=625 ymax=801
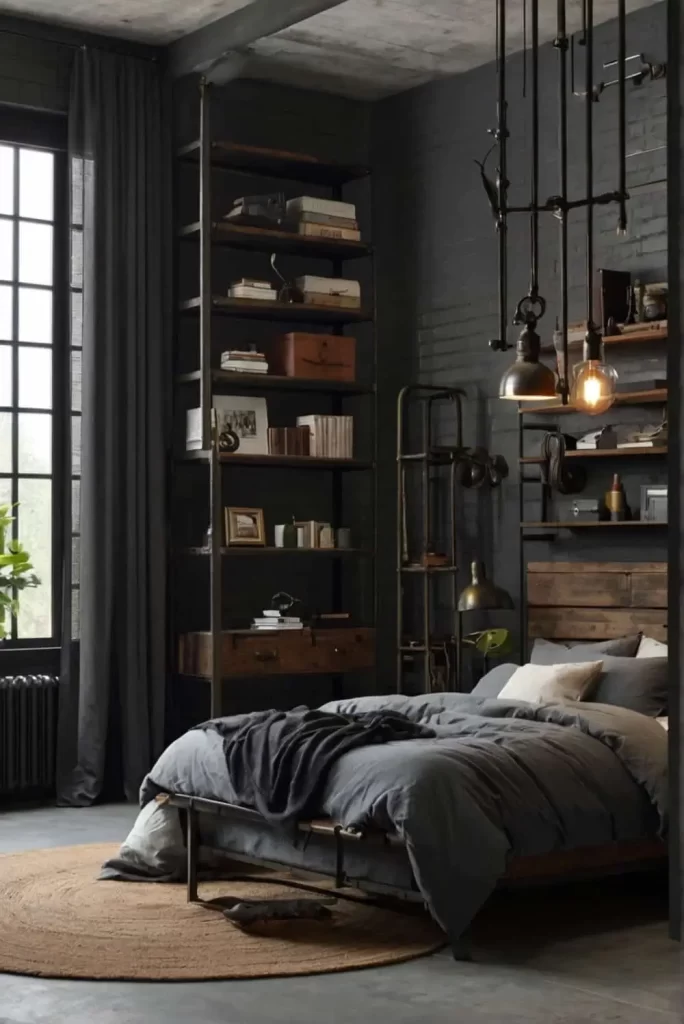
xmin=194 ymin=707 xmax=435 ymax=828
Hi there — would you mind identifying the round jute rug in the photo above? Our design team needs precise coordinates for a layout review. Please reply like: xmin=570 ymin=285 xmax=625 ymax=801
xmin=0 ymin=843 xmax=444 ymax=981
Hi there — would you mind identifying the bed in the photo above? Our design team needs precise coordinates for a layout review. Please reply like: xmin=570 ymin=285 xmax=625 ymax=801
xmin=107 ymin=562 xmax=669 ymax=952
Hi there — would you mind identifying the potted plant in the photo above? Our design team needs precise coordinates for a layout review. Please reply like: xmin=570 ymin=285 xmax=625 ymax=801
xmin=462 ymin=628 xmax=513 ymax=678
xmin=0 ymin=503 xmax=40 ymax=639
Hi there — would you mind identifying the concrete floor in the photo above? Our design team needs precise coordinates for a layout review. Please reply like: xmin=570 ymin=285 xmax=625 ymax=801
xmin=0 ymin=804 xmax=681 ymax=1024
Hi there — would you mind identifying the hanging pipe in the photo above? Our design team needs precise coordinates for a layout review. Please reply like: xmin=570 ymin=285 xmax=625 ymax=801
xmin=491 ymin=0 xmax=509 ymax=351
xmin=617 ymin=0 xmax=627 ymax=233
xmin=529 ymin=0 xmax=539 ymax=302
xmin=585 ymin=0 xmax=595 ymax=330
xmin=555 ymin=0 xmax=570 ymax=401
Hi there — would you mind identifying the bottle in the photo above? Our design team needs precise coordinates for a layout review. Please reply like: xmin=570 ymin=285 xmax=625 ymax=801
xmin=605 ymin=473 xmax=625 ymax=522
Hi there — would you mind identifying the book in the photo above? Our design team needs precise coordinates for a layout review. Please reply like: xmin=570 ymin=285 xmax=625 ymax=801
xmin=253 ymin=617 xmax=302 ymax=625
xmin=298 ymin=223 xmax=361 ymax=242
xmin=301 ymin=293 xmax=361 ymax=309
xmin=228 ymin=285 xmax=277 ymax=301
xmin=295 ymin=415 xmax=353 ymax=458
xmin=222 ymin=349 xmax=267 ymax=360
xmin=221 ymin=364 xmax=269 ymax=374
xmin=268 ymin=426 xmax=310 ymax=456
xmin=295 ymin=275 xmax=361 ymax=299
xmin=287 ymin=196 xmax=356 ymax=220
xmin=185 ymin=407 xmax=202 ymax=450
xmin=233 ymin=278 xmax=273 ymax=290
xmin=251 ymin=622 xmax=304 ymax=631
xmin=299 ymin=211 xmax=359 ymax=230
xmin=616 ymin=440 xmax=656 ymax=448
xmin=261 ymin=612 xmax=301 ymax=622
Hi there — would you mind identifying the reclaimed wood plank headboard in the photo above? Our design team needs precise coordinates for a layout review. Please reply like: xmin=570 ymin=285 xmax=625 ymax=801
xmin=527 ymin=562 xmax=667 ymax=642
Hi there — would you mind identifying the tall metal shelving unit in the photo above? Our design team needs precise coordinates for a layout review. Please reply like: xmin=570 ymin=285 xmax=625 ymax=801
xmin=174 ymin=80 xmax=377 ymax=718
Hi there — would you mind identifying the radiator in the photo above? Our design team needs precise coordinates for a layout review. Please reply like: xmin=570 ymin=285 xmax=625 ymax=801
xmin=0 ymin=675 xmax=59 ymax=797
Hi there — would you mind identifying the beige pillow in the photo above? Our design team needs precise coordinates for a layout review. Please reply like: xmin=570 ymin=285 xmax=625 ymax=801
xmin=636 ymin=636 xmax=668 ymax=659
xmin=656 ymin=716 xmax=669 ymax=732
xmin=497 ymin=661 xmax=603 ymax=704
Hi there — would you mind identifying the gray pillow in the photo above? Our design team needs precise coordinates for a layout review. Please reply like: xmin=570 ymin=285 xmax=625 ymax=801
xmin=531 ymin=634 xmax=642 ymax=663
xmin=589 ymin=655 xmax=668 ymax=717
xmin=471 ymin=662 xmax=519 ymax=698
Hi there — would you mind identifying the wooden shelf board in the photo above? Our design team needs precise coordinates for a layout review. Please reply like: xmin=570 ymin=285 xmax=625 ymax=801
xmin=179 ymin=221 xmax=369 ymax=260
xmin=180 ymin=452 xmax=373 ymax=470
xmin=179 ymin=546 xmax=371 ymax=556
xmin=178 ymin=140 xmax=369 ymax=185
xmin=520 ymin=446 xmax=668 ymax=464
xmin=603 ymin=326 xmax=668 ymax=345
xmin=519 ymin=388 xmax=667 ymax=414
xmin=176 ymin=369 xmax=372 ymax=395
xmin=179 ymin=295 xmax=372 ymax=325
xmin=521 ymin=521 xmax=667 ymax=529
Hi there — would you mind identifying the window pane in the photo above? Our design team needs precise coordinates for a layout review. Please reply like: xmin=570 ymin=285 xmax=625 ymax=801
xmin=71 ymin=535 xmax=80 ymax=586
xmin=19 ymin=347 xmax=52 ymax=409
xmin=0 ymin=476 xmax=11 ymax=507
xmin=71 ymin=350 xmax=81 ymax=412
xmin=18 ymin=412 xmax=51 ymax=473
xmin=19 ymin=222 xmax=52 ymax=285
xmin=19 ymin=287 xmax=52 ymax=343
xmin=0 ymin=411 xmax=10 ymax=472
xmin=0 ymin=146 xmax=14 ymax=216
xmin=0 ymin=284 xmax=11 ymax=339
xmin=72 ymin=478 xmax=80 ymax=532
xmin=16 ymin=477 xmax=52 ymax=639
xmin=0 ymin=219 xmax=12 ymax=281
xmin=71 ymin=414 xmax=81 ymax=475
xmin=19 ymin=149 xmax=53 ymax=221
xmin=71 ymin=585 xmax=80 ymax=640
xmin=71 ymin=290 xmax=82 ymax=348
xmin=0 ymin=345 xmax=11 ymax=405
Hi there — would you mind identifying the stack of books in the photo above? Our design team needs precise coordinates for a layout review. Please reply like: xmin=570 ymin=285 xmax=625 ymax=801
xmin=296 ymin=414 xmax=353 ymax=458
xmin=268 ymin=426 xmax=311 ymax=456
xmin=228 ymin=278 xmax=277 ymax=302
xmin=251 ymin=609 xmax=304 ymax=631
xmin=220 ymin=349 xmax=269 ymax=374
xmin=287 ymin=196 xmax=360 ymax=242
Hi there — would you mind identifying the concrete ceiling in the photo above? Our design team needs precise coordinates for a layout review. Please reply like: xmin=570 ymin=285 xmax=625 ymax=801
xmin=0 ymin=0 xmax=663 ymax=98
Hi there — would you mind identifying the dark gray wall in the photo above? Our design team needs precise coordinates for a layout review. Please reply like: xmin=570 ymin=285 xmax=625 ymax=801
xmin=0 ymin=31 xmax=71 ymax=111
xmin=373 ymin=2 xmax=668 ymax=672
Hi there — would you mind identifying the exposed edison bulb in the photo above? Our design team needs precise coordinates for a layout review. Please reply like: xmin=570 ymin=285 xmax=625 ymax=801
xmin=571 ymin=360 xmax=618 ymax=415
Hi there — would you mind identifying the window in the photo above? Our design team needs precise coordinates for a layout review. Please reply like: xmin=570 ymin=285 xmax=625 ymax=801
xmin=0 ymin=111 xmax=67 ymax=646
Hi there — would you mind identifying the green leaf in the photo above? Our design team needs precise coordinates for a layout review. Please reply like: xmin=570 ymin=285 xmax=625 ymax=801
xmin=474 ymin=628 xmax=512 ymax=656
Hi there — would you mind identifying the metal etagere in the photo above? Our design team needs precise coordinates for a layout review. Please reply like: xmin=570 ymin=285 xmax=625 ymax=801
xmin=174 ymin=79 xmax=377 ymax=718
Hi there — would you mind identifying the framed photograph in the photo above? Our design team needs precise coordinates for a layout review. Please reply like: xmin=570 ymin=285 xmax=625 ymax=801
xmin=213 ymin=395 xmax=268 ymax=456
xmin=640 ymin=485 xmax=668 ymax=523
xmin=225 ymin=507 xmax=266 ymax=546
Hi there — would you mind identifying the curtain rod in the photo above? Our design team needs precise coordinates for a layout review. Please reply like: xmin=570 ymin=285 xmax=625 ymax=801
xmin=0 ymin=14 xmax=162 ymax=62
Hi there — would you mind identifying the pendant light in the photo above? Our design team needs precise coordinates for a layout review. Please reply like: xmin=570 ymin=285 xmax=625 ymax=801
xmin=457 ymin=561 xmax=514 ymax=612
xmin=496 ymin=0 xmax=556 ymax=402
xmin=571 ymin=326 xmax=618 ymax=414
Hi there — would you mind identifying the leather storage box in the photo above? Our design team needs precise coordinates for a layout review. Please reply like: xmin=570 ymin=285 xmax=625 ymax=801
xmin=267 ymin=333 xmax=356 ymax=382
xmin=179 ymin=627 xmax=375 ymax=679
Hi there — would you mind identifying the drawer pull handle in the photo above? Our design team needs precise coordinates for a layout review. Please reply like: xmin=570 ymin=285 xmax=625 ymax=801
xmin=254 ymin=650 xmax=279 ymax=662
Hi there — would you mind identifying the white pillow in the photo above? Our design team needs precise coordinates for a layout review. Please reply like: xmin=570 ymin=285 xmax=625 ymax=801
xmin=636 ymin=636 xmax=668 ymax=659
xmin=656 ymin=716 xmax=669 ymax=731
xmin=497 ymin=661 xmax=604 ymax=704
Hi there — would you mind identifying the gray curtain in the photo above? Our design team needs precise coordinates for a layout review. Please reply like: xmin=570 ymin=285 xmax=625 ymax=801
xmin=57 ymin=48 xmax=171 ymax=804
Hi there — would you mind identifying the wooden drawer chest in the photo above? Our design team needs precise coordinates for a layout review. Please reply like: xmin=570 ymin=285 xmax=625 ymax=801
xmin=179 ymin=628 xmax=375 ymax=679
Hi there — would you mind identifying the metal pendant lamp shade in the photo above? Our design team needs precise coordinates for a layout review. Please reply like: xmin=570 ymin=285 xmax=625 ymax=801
xmin=457 ymin=561 xmax=514 ymax=612
xmin=498 ymin=324 xmax=557 ymax=401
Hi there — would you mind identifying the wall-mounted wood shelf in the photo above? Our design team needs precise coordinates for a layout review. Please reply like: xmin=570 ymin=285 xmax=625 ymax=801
xmin=176 ymin=369 xmax=372 ymax=395
xmin=179 ymin=295 xmax=372 ymax=324
xmin=520 ymin=445 xmax=667 ymax=464
xmin=519 ymin=388 xmax=667 ymax=414
xmin=178 ymin=140 xmax=369 ymax=185
xmin=180 ymin=452 xmax=373 ymax=471
xmin=521 ymin=521 xmax=667 ymax=529
xmin=179 ymin=221 xmax=370 ymax=260
xmin=180 ymin=546 xmax=370 ymax=556
xmin=603 ymin=326 xmax=668 ymax=345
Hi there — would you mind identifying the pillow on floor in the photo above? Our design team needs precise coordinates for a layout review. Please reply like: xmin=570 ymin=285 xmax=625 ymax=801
xmin=497 ymin=661 xmax=603 ymax=705
xmin=637 ymin=636 xmax=668 ymax=659
xmin=470 ymin=662 xmax=519 ymax=698
xmin=588 ymin=655 xmax=669 ymax=717
xmin=531 ymin=634 xmax=642 ymax=664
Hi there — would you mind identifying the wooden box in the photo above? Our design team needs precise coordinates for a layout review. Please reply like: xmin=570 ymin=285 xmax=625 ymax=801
xmin=267 ymin=333 xmax=356 ymax=382
xmin=179 ymin=627 xmax=375 ymax=679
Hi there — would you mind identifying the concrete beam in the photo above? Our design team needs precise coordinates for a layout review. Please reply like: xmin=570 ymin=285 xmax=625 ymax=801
xmin=169 ymin=0 xmax=349 ymax=80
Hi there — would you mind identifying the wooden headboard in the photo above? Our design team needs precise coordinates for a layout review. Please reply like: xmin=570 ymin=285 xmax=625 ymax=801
xmin=527 ymin=562 xmax=667 ymax=642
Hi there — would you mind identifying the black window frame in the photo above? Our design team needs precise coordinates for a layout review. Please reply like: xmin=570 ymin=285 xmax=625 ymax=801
xmin=0 ymin=105 xmax=68 ymax=663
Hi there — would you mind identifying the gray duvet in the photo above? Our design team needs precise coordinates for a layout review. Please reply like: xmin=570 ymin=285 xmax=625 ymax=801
xmin=112 ymin=693 xmax=668 ymax=942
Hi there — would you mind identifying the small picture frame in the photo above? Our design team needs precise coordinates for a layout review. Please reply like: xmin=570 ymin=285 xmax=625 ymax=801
xmin=640 ymin=485 xmax=668 ymax=523
xmin=225 ymin=507 xmax=266 ymax=546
